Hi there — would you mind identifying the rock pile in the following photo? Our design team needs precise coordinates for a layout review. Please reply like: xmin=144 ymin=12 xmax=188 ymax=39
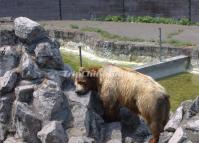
xmin=0 ymin=17 xmax=199 ymax=143
xmin=0 ymin=17 xmax=74 ymax=143
xmin=160 ymin=97 xmax=199 ymax=143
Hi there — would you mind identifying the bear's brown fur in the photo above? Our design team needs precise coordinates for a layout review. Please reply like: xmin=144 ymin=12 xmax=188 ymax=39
xmin=75 ymin=65 xmax=170 ymax=143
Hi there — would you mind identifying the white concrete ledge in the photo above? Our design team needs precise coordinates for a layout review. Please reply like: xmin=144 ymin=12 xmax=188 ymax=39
xmin=136 ymin=55 xmax=191 ymax=80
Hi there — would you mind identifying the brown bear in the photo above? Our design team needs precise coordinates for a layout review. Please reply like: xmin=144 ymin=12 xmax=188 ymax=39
xmin=74 ymin=65 xmax=170 ymax=143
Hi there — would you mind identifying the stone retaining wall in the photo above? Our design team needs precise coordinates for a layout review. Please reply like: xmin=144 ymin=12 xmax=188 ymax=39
xmin=136 ymin=55 xmax=191 ymax=79
xmin=51 ymin=30 xmax=199 ymax=62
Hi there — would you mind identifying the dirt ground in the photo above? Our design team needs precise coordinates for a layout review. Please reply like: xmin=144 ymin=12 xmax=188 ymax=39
xmin=41 ymin=20 xmax=199 ymax=48
xmin=1 ymin=20 xmax=199 ymax=48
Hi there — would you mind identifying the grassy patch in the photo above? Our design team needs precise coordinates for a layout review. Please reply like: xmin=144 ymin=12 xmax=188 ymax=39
xmin=167 ymin=29 xmax=184 ymax=39
xmin=167 ymin=39 xmax=195 ymax=47
xmin=61 ymin=51 xmax=102 ymax=71
xmin=98 ymin=15 xmax=193 ymax=26
xmin=70 ymin=24 xmax=79 ymax=29
xmin=158 ymin=73 xmax=199 ymax=111
xmin=81 ymin=27 xmax=145 ymax=42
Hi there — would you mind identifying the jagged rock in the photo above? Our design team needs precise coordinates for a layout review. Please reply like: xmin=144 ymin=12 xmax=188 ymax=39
xmin=35 ymin=39 xmax=64 ymax=70
xmin=67 ymin=103 xmax=87 ymax=137
xmin=183 ymin=117 xmax=199 ymax=131
xmin=0 ymin=94 xmax=14 ymax=124
xmin=17 ymin=79 xmax=43 ymax=87
xmin=107 ymin=139 xmax=121 ymax=143
xmin=122 ymin=118 xmax=151 ymax=143
xmin=105 ymin=122 xmax=122 ymax=142
xmin=159 ymin=132 xmax=174 ymax=143
xmin=168 ymin=127 xmax=187 ymax=143
xmin=15 ymin=85 xmax=34 ymax=103
xmin=187 ymin=96 xmax=199 ymax=118
xmin=14 ymin=101 xmax=42 ymax=143
xmin=120 ymin=108 xmax=151 ymax=143
xmin=0 ymin=70 xmax=18 ymax=95
xmin=164 ymin=106 xmax=183 ymax=132
xmin=44 ymin=67 xmax=73 ymax=90
xmin=66 ymin=91 xmax=91 ymax=137
xmin=66 ymin=90 xmax=105 ymax=142
xmin=67 ymin=90 xmax=91 ymax=107
xmin=37 ymin=121 xmax=68 ymax=143
xmin=123 ymin=137 xmax=134 ymax=143
xmin=85 ymin=110 xmax=105 ymax=143
xmin=68 ymin=136 xmax=95 ymax=143
xmin=20 ymin=52 xmax=43 ymax=80
xmin=32 ymin=80 xmax=72 ymax=128
xmin=0 ymin=46 xmax=20 ymax=77
xmin=14 ymin=17 xmax=47 ymax=43
xmin=3 ymin=136 xmax=25 ymax=143
xmin=0 ymin=123 xmax=6 ymax=142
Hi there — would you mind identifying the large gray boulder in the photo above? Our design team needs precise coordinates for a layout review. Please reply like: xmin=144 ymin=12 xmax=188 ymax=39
xmin=183 ymin=118 xmax=199 ymax=131
xmin=14 ymin=17 xmax=47 ymax=43
xmin=0 ymin=94 xmax=14 ymax=124
xmin=105 ymin=122 xmax=122 ymax=142
xmin=43 ymin=66 xmax=73 ymax=90
xmin=159 ymin=132 xmax=174 ymax=143
xmin=0 ymin=70 xmax=18 ymax=95
xmin=0 ymin=46 xmax=20 ymax=77
xmin=66 ymin=90 xmax=105 ymax=142
xmin=15 ymin=84 xmax=34 ymax=103
xmin=66 ymin=91 xmax=91 ymax=137
xmin=32 ymin=80 xmax=72 ymax=128
xmin=35 ymin=39 xmax=64 ymax=70
xmin=187 ymin=96 xmax=199 ymax=118
xmin=3 ymin=136 xmax=25 ymax=143
xmin=37 ymin=121 xmax=68 ymax=143
xmin=68 ymin=136 xmax=95 ymax=143
xmin=0 ymin=123 xmax=7 ymax=142
xmin=164 ymin=106 xmax=183 ymax=132
xmin=20 ymin=52 xmax=43 ymax=80
xmin=14 ymin=101 xmax=42 ymax=143
xmin=168 ymin=127 xmax=187 ymax=143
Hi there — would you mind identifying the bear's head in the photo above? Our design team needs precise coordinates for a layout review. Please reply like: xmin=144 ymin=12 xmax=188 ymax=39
xmin=74 ymin=67 xmax=100 ymax=95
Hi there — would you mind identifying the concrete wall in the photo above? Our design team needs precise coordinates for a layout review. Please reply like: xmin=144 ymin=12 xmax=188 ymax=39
xmin=0 ymin=0 xmax=198 ymax=21
xmin=61 ymin=0 xmax=123 ymax=20
xmin=124 ymin=0 xmax=189 ymax=20
xmin=136 ymin=55 xmax=191 ymax=79
xmin=0 ymin=0 xmax=60 ymax=20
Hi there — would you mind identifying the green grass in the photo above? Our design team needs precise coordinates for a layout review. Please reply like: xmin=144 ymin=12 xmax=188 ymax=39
xmin=98 ymin=15 xmax=193 ymax=26
xmin=166 ymin=39 xmax=195 ymax=47
xmin=70 ymin=24 xmax=79 ymax=29
xmin=165 ymin=29 xmax=195 ymax=47
xmin=158 ymin=73 xmax=199 ymax=111
xmin=167 ymin=29 xmax=184 ymax=39
xmin=61 ymin=51 xmax=102 ymax=71
xmin=81 ymin=27 xmax=145 ymax=42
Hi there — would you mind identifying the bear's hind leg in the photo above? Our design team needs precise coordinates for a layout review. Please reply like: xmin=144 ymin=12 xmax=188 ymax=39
xmin=148 ymin=122 xmax=161 ymax=143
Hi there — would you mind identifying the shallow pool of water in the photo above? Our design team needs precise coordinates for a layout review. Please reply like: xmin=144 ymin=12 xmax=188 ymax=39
xmin=61 ymin=50 xmax=199 ymax=111
xmin=158 ymin=73 xmax=199 ymax=111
